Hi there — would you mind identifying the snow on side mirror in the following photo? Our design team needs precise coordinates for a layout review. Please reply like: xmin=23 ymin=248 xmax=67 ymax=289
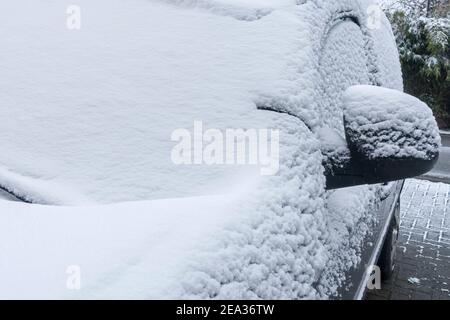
xmin=325 ymin=85 xmax=441 ymax=190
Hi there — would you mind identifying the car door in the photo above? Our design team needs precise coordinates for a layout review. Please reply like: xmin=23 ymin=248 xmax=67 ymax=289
xmin=313 ymin=8 xmax=404 ymax=298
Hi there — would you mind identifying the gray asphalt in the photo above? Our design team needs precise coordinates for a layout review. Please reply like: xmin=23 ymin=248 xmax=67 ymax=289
xmin=441 ymin=132 xmax=450 ymax=147
xmin=420 ymin=132 xmax=450 ymax=184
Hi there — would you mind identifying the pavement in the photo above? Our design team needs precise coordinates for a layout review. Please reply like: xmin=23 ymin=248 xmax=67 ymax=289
xmin=366 ymin=131 xmax=450 ymax=300
xmin=366 ymin=179 xmax=450 ymax=300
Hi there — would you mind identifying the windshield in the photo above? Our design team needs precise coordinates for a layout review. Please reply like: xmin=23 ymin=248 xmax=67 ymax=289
xmin=0 ymin=0 xmax=301 ymax=204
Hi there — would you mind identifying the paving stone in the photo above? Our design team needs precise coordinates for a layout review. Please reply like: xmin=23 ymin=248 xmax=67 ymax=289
xmin=366 ymin=179 xmax=450 ymax=300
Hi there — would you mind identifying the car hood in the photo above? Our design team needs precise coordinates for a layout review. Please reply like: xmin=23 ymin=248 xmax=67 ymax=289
xmin=0 ymin=194 xmax=242 ymax=299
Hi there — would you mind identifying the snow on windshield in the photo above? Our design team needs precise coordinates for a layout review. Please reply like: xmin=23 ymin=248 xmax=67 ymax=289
xmin=157 ymin=0 xmax=297 ymax=20
xmin=0 ymin=0 xmax=300 ymax=204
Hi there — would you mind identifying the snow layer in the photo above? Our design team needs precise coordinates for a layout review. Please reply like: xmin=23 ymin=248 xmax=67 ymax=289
xmin=158 ymin=0 xmax=297 ymax=21
xmin=0 ymin=114 xmax=331 ymax=299
xmin=317 ymin=185 xmax=379 ymax=295
xmin=0 ymin=0 xmax=409 ymax=299
xmin=344 ymin=85 xmax=441 ymax=159
xmin=0 ymin=193 xmax=244 ymax=299
xmin=0 ymin=0 xmax=405 ymax=205
xmin=258 ymin=0 xmax=404 ymax=136
xmin=0 ymin=0 xmax=307 ymax=204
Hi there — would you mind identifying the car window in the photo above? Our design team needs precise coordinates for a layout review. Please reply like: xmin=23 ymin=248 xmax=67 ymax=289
xmin=319 ymin=19 xmax=371 ymax=135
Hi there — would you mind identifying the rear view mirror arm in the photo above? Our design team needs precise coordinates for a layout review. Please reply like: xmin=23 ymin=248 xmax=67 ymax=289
xmin=324 ymin=152 xmax=440 ymax=190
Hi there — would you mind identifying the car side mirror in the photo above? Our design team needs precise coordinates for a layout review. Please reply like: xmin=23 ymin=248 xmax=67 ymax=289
xmin=325 ymin=85 xmax=441 ymax=190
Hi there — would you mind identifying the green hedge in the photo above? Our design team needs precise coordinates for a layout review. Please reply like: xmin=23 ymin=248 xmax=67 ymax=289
xmin=385 ymin=9 xmax=449 ymax=129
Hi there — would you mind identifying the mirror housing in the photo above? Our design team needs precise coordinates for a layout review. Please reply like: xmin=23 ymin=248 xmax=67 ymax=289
xmin=325 ymin=85 xmax=441 ymax=190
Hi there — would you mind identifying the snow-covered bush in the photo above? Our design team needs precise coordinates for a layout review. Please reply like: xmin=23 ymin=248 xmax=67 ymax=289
xmin=381 ymin=0 xmax=450 ymax=128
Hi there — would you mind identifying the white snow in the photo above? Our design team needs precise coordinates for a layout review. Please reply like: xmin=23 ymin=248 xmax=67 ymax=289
xmin=343 ymin=85 xmax=441 ymax=160
xmin=380 ymin=0 xmax=450 ymax=67
xmin=0 ymin=0 xmax=413 ymax=299
xmin=318 ymin=185 xmax=379 ymax=295
xmin=408 ymin=277 xmax=421 ymax=285
xmin=0 ymin=0 xmax=304 ymax=204
xmin=0 ymin=193 xmax=243 ymax=299
xmin=157 ymin=0 xmax=297 ymax=21
xmin=0 ymin=165 xmax=92 ymax=205
xmin=0 ymin=114 xmax=332 ymax=299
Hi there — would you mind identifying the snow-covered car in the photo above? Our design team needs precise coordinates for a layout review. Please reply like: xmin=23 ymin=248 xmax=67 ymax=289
xmin=0 ymin=0 xmax=441 ymax=299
